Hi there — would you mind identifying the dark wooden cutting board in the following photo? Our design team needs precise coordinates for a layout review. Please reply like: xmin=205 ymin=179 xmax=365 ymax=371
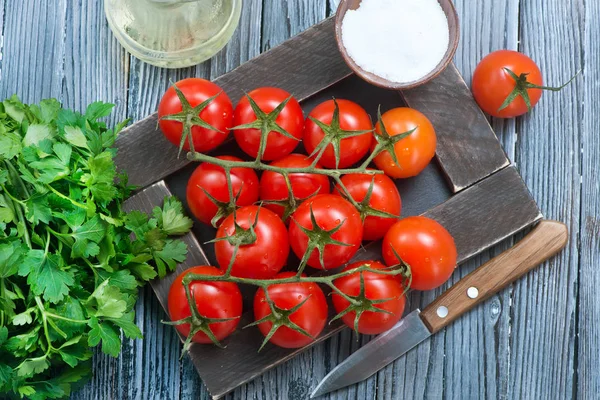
xmin=119 ymin=17 xmax=541 ymax=400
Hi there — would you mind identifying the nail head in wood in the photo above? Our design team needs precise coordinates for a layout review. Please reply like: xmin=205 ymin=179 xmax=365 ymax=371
xmin=467 ymin=287 xmax=479 ymax=299
xmin=436 ymin=306 xmax=449 ymax=318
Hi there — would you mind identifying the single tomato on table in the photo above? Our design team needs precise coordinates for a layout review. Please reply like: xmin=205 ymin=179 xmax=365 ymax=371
xmin=260 ymin=153 xmax=331 ymax=219
xmin=332 ymin=260 xmax=406 ymax=335
xmin=372 ymin=107 xmax=436 ymax=179
xmin=253 ymin=272 xmax=328 ymax=348
xmin=289 ymin=194 xmax=363 ymax=270
xmin=186 ymin=155 xmax=259 ymax=226
xmin=472 ymin=50 xmax=544 ymax=118
xmin=168 ymin=266 xmax=243 ymax=344
xmin=382 ymin=216 xmax=457 ymax=291
xmin=232 ymin=87 xmax=304 ymax=161
xmin=215 ymin=206 xmax=289 ymax=279
xmin=303 ymin=99 xmax=373 ymax=169
xmin=158 ymin=78 xmax=233 ymax=153
xmin=333 ymin=172 xmax=401 ymax=241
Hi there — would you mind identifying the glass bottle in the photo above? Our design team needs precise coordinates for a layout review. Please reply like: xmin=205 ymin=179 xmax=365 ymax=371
xmin=104 ymin=0 xmax=242 ymax=68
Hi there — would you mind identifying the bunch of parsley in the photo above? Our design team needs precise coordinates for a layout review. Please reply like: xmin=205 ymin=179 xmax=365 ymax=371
xmin=0 ymin=96 xmax=193 ymax=399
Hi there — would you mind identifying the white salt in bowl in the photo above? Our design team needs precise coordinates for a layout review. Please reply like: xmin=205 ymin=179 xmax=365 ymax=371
xmin=335 ymin=0 xmax=460 ymax=90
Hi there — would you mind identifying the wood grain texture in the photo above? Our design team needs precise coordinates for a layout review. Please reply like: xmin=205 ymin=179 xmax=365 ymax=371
xmin=579 ymin=0 xmax=600 ymax=398
xmin=421 ymin=221 xmax=568 ymax=334
xmin=507 ymin=1 xmax=583 ymax=399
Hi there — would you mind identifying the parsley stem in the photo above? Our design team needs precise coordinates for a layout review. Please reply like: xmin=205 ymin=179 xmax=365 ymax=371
xmin=44 ymin=312 xmax=88 ymax=324
xmin=46 ymin=185 xmax=87 ymax=209
xmin=5 ymin=160 xmax=30 ymax=198
xmin=34 ymin=296 xmax=55 ymax=355
xmin=0 ymin=184 xmax=25 ymax=205
xmin=0 ymin=279 xmax=6 ymax=327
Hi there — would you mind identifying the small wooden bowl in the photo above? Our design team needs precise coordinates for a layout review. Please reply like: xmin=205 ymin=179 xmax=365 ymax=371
xmin=335 ymin=0 xmax=460 ymax=90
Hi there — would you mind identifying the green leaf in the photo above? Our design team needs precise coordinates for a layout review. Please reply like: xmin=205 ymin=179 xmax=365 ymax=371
xmin=29 ymin=154 xmax=69 ymax=184
xmin=63 ymin=125 xmax=88 ymax=149
xmin=153 ymin=239 xmax=187 ymax=278
xmin=0 ymin=130 xmax=22 ymax=159
xmin=54 ymin=297 xmax=86 ymax=337
xmin=109 ymin=311 xmax=142 ymax=340
xmin=0 ymin=326 xmax=8 ymax=347
xmin=70 ymin=215 xmax=106 ymax=258
xmin=82 ymin=152 xmax=117 ymax=202
xmin=0 ymin=363 xmax=12 ymax=387
xmin=18 ymin=386 xmax=36 ymax=397
xmin=24 ymin=194 xmax=52 ymax=225
xmin=0 ymin=194 xmax=15 ymax=225
xmin=34 ymin=98 xmax=62 ymax=123
xmin=153 ymin=196 xmax=193 ymax=236
xmin=12 ymin=308 xmax=34 ymax=326
xmin=58 ymin=336 xmax=92 ymax=368
xmin=5 ymin=327 xmax=39 ymax=353
xmin=23 ymin=123 xmax=53 ymax=146
xmin=89 ymin=280 xmax=127 ymax=319
xmin=19 ymin=250 xmax=75 ymax=303
xmin=97 ymin=269 xmax=138 ymax=294
xmin=53 ymin=142 xmax=72 ymax=165
xmin=3 ymin=95 xmax=26 ymax=123
xmin=129 ymin=262 xmax=158 ymax=281
xmin=88 ymin=317 xmax=121 ymax=357
xmin=124 ymin=210 xmax=152 ymax=238
xmin=17 ymin=356 xmax=50 ymax=377
xmin=0 ymin=241 xmax=26 ymax=278
xmin=85 ymin=102 xmax=115 ymax=120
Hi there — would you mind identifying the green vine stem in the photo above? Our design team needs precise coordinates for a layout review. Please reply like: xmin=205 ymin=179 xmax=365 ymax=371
xmin=162 ymin=91 xmax=416 ymax=349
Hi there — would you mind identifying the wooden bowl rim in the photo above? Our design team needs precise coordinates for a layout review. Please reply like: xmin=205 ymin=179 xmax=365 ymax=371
xmin=334 ymin=0 xmax=460 ymax=90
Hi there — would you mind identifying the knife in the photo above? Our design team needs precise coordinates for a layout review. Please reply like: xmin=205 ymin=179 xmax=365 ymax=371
xmin=311 ymin=220 xmax=568 ymax=398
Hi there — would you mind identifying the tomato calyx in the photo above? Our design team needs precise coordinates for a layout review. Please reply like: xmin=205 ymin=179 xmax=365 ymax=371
xmin=308 ymin=99 xmax=373 ymax=169
xmin=292 ymin=206 xmax=352 ymax=274
xmin=164 ymin=285 xmax=238 ymax=351
xmin=261 ymin=185 xmax=322 ymax=222
xmin=499 ymin=68 xmax=579 ymax=113
xmin=337 ymin=176 xmax=401 ymax=224
xmin=388 ymin=246 xmax=413 ymax=289
xmin=159 ymin=82 xmax=223 ymax=157
xmin=245 ymin=292 xmax=314 ymax=352
xmin=330 ymin=270 xmax=396 ymax=336
xmin=372 ymin=106 xmax=417 ymax=167
xmin=230 ymin=94 xmax=299 ymax=161
xmin=199 ymin=183 xmax=243 ymax=228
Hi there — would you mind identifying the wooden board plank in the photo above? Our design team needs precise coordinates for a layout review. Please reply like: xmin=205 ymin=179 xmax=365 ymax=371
xmin=400 ymin=64 xmax=509 ymax=193
xmin=124 ymin=165 xmax=539 ymax=399
xmin=507 ymin=0 xmax=583 ymax=399
xmin=579 ymin=1 xmax=600 ymax=397
xmin=114 ymin=17 xmax=352 ymax=189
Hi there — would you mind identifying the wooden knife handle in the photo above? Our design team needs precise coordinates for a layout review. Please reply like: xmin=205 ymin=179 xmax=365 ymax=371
xmin=420 ymin=220 xmax=568 ymax=334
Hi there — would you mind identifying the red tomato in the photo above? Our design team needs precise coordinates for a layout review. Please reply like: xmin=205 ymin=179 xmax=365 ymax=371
xmin=168 ymin=266 xmax=242 ymax=344
xmin=303 ymin=99 xmax=373 ymax=169
xmin=260 ymin=154 xmax=331 ymax=219
xmin=253 ymin=272 xmax=327 ymax=348
xmin=333 ymin=172 xmax=401 ymax=241
xmin=472 ymin=50 xmax=543 ymax=118
xmin=372 ymin=108 xmax=436 ymax=179
xmin=289 ymin=194 xmax=363 ymax=270
xmin=186 ymin=156 xmax=259 ymax=226
xmin=382 ymin=216 xmax=457 ymax=291
xmin=215 ymin=206 xmax=289 ymax=279
xmin=233 ymin=87 xmax=304 ymax=161
xmin=158 ymin=78 xmax=233 ymax=153
xmin=332 ymin=261 xmax=406 ymax=335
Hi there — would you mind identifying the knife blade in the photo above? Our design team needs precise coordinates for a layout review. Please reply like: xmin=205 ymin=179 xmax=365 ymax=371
xmin=311 ymin=220 xmax=568 ymax=398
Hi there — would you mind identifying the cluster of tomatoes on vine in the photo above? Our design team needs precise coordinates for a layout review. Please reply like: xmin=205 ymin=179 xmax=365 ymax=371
xmin=157 ymin=78 xmax=459 ymax=351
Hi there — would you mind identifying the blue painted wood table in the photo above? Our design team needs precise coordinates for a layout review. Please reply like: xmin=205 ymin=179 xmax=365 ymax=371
xmin=0 ymin=0 xmax=594 ymax=399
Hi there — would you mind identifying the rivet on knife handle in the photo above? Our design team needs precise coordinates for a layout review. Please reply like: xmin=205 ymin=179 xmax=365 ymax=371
xmin=420 ymin=220 xmax=568 ymax=334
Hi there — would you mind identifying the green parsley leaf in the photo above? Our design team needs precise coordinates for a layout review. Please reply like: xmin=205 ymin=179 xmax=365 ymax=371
xmin=63 ymin=126 xmax=88 ymax=149
xmin=88 ymin=317 xmax=121 ymax=357
xmin=0 ymin=364 xmax=12 ymax=387
xmin=129 ymin=262 xmax=158 ymax=281
xmin=97 ymin=269 xmax=138 ymax=294
xmin=23 ymin=124 xmax=53 ymax=147
xmin=69 ymin=215 xmax=106 ymax=258
xmin=153 ymin=239 xmax=187 ymax=278
xmin=24 ymin=194 xmax=52 ymax=225
xmin=0 ymin=241 xmax=26 ymax=278
xmin=153 ymin=196 xmax=193 ymax=235
xmin=0 ymin=326 xmax=8 ymax=347
xmin=17 ymin=356 xmax=49 ymax=377
xmin=82 ymin=152 xmax=117 ymax=203
xmin=0 ymin=130 xmax=22 ymax=159
xmin=19 ymin=250 xmax=75 ymax=303
xmin=108 ymin=311 xmax=142 ymax=340
xmin=89 ymin=280 xmax=127 ymax=319
xmin=85 ymin=102 xmax=115 ymax=121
